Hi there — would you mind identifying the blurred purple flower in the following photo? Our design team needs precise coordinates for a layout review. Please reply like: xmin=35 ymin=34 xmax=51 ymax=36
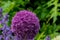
xmin=3 ymin=14 xmax=9 ymax=22
xmin=0 ymin=8 xmax=14 ymax=40
xmin=0 ymin=8 xmax=3 ymax=24
xmin=46 ymin=35 xmax=50 ymax=40
xmin=0 ymin=35 xmax=2 ymax=40
xmin=11 ymin=10 xmax=40 ymax=40
xmin=0 ymin=8 xmax=2 ymax=12
xmin=0 ymin=8 xmax=2 ymax=17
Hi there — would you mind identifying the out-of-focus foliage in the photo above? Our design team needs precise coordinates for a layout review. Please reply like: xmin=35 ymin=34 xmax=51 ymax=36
xmin=52 ymin=35 xmax=60 ymax=40
xmin=0 ymin=0 xmax=60 ymax=40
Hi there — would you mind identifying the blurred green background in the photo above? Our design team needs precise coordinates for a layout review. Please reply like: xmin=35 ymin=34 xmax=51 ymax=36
xmin=0 ymin=0 xmax=60 ymax=40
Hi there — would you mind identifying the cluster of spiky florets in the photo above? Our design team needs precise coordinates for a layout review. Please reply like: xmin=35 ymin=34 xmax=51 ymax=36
xmin=0 ymin=7 xmax=40 ymax=40
xmin=11 ymin=10 xmax=40 ymax=40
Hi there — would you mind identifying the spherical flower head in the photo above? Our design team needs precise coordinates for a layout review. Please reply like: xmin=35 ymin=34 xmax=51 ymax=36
xmin=11 ymin=10 xmax=40 ymax=39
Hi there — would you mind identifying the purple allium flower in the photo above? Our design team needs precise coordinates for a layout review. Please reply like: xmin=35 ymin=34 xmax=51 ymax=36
xmin=11 ymin=10 xmax=40 ymax=40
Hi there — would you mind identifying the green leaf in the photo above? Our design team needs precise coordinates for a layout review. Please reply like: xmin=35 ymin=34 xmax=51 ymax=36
xmin=46 ymin=0 xmax=54 ymax=8
xmin=58 ymin=3 xmax=60 ymax=7
xmin=0 ymin=24 xmax=2 ymax=28
xmin=1 ymin=1 xmax=15 ymax=15
xmin=58 ymin=12 xmax=60 ymax=16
